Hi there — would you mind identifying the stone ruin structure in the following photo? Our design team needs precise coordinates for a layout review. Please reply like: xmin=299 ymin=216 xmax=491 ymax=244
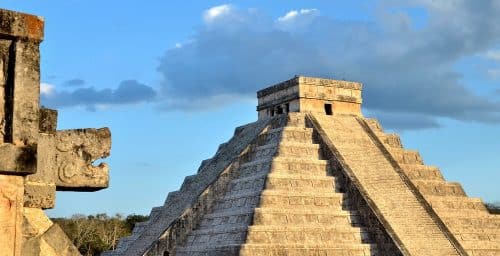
xmin=2 ymin=7 xmax=498 ymax=256
xmin=108 ymin=75 xmax=500 ymax=256
xmin=0 ymin=9 xmax=111 ymax=256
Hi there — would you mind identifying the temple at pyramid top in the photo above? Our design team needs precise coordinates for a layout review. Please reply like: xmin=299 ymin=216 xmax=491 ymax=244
xmin=257 ymin=76 xmax=363 ymax=119
xmin=108 ymin=76 xmax=499 ymax=256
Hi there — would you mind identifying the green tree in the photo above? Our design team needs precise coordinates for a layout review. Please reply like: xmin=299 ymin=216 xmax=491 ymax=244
xmin=52 ymin=213 xmax=148 ymax=255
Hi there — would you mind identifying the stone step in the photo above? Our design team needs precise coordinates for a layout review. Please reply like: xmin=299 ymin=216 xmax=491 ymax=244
xmin=379 ymin=133 xmax=403 ymax=148
xmin=246 ymin=225 xmax=371 ymax=244
xmin=264 ymin=174 xmax=335 ymax=192
xmin=267 ymin=113 xmax=308 ymax=129
xmin=259 ymin=190 xmax=346 ymax=209
xmin=184 ymin=226 xmax=248 ymax=246
xmin=283 ymin=113 xmax=308 ymax=128
xmin=238 ymin=158 xmax=274 ymax=177
xmin=458 ymin=233 xmax=500 ymax=244
xmin=438 ymin=211 xmax=496 ymax=219
xmin=388 ymin=148 xmax=424 ymax=165
xmin=175 ymin=244 xmax=241 ymax=256
xmin=465 ymin=249 xmax=500 ymax=256
xmin=211 ymin=190 xmax=261 ymax=212
xmin=320 ymin=131 xmax=372 ymax=144
xmin=210 ymin=190 xmax=346 ymax=212
xmin=227 ymin=172 xmax=267 ymax=193
xmin=399 ymin=164 xmax=445 ymax=181
xmin=447 ymin=227 xmax=500 ymax=235
xmin=184 ymin=225 xmax=371 ymax=246
xmin=114 ymin=236 xmax=135 ymax=253
xmin=443 ymin=216 xmax=500 ymax=230
xmin=271 ymin=157 xmax=330 ymax=175
xmin=149 ymin=206 xmax=163 ymax=220
xmin=199 ymin=208 xmax=254 ymax=229
xmin=412 ymin=180 xmax=466 ymax=196
xmin=364 ymin=118 xmax=383 ymax=132
xmin=240 ymin=243 xmax=378 ymax=256
xmin=176 ymin=243 xmax=378 ymax=256
xmin=315 ymin=115 xmax=462 ymax=255
xmin=229 ymin=172 xmax=336 ymax=195
xmin=425 ymin=195 xmax=489 ymax=212
xmin=460 ymin=240 xmax=500 ymax=250
xmin=253 ymin=208 xmax=361 ymax=226
xmin=239 ymin=157 xmax=329 ymax=177
xmin=434 ymin=207 xmax=491 ymax=218
xmin=252 ymin=142 xmax=321 ymax=159
xmin=257 ymin=127 xmax=314 ymax=145
xmin=456 ymin=230 xmax=500 ymax=242
xmin=130 ymin=221 xmax=149 ymax=234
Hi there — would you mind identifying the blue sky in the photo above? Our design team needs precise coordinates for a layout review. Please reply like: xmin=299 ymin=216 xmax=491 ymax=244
xmin=3 ymin=0 xmax=499 ymax=217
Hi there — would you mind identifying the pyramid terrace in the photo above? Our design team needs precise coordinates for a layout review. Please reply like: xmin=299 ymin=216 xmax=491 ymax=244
xmin=108 ymin=76 xmax=500 ymax=256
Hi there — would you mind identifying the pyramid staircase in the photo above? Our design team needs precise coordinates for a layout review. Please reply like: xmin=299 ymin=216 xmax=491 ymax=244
xmin=174 ymin=113 xmax=383 ymax=255
xmin=108 ymin=112 xmax=500 ymax=256
xmin=363 ymin=118 xmax=500 ymax=256
xmin=107 ymin=75 xmax=500 ymax=256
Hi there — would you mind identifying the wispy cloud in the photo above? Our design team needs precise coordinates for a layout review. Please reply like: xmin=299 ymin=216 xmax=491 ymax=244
xmin=156 ymin=1 xmax=500 ymax=129
xmin=40 ymin=83 xmax=55 ymax=96
xmin=41 ymin=80 xmax=157 ymax=111
xmin=485 ymin=50 xmax=500 ymax=61
xmin=63 ymin=78 xmax=86 ymax=87
xmin=277 ymin=8 xmax=318 ymax=22
xmin=203 ymin=4 xmax=232 ymax=23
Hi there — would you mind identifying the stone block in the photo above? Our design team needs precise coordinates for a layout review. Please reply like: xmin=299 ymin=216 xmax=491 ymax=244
xmin=39 ymin=108 xmax=57 ymax=134
xmin=12 ymin=39 xmax=40 ymax=146
xmin=0 ymin=9 xmax=44 ymax=41
xmin=22 ymin=207 xmax=53 ymax=239
xmin=23 ymin=182 xmax=55 ymax=209
xmin=0 ymin=143 xmax=36 ymax=174
xmin=40 ymin=224 xmax=80 ymax=256
xmin=54 ymin=128 xmax=109 ymax=191
xmin=0 ymin=175 xmax=24 ymax=256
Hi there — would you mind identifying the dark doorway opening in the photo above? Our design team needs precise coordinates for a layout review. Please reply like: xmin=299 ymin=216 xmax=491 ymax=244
xmin=276 ymin=106 xmax=283 ymax=115
xmin=324 ymin=103 xmax=333 ymax=115
xmin=285 ymin=103 xmax=290 ymax=113
xmin=163 ymin=251 xmax=170 ymax=256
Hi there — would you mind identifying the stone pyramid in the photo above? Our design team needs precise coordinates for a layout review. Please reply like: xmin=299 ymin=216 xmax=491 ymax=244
xmin=106 ymin=76 xmax=500 ymax=256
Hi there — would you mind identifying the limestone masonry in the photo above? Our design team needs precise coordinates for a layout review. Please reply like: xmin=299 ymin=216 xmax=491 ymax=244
xmin=2 ymin=7 xmax=499 ymax=256
xmin=107 ymin=75 xmax=500 ymax=256
xmin=0 ymin=9 xmax=111 ymax=256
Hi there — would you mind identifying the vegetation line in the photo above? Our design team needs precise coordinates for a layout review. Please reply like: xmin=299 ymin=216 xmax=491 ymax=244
xmin=52 ymin=213 xmax=149 ymax=256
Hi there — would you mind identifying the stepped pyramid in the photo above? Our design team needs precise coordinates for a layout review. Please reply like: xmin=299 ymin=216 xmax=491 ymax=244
xmin=106 ymin=76 xmax=500 ymax=256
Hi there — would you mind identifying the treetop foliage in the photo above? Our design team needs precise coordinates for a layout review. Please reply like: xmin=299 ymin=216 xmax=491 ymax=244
xmin=52 ymin=213 xmax=148 ymax=256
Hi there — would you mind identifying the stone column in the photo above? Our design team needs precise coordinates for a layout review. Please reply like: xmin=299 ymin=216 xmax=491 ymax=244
xmin=0 ymin=8 xmax=112 ymax=256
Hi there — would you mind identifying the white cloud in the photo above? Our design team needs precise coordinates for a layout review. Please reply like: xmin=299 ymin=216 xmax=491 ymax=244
xmin=276 ymin=8 xmax=320 ymax=32
xmin=278 ymin=10 xmax=298 ymax=22
xmin=40 ymin=83 xmax=55 ymax=96
xmin=40 ymin=80 xmax=157 ymax=110
xmin=277 ymin=8 xmax=318 ymax=23
xmin=485 ymin=50 xmax=500 ymax=61
xmin=157 ymin=3 xmax=500 ymax=129
xmin=203 ymin=4 xmax=232 ymax=22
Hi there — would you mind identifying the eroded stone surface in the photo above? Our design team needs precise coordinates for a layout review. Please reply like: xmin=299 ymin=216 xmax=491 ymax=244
xmin=0 ymin=175 xmax=23 ymax=256
xmin=0 ymin=8 xmax=111 ymax=256
xmin=109 ymin=76 xmax=499 ymax=256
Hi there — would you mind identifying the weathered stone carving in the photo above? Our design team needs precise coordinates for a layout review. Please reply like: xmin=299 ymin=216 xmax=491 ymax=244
xmin=0 ymin=8 xmax=112 ymax=256
xmin=110 ymin=76 xmax=499 ymax=256
xmin=54 ymin=128 xmax=110 ymax=190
